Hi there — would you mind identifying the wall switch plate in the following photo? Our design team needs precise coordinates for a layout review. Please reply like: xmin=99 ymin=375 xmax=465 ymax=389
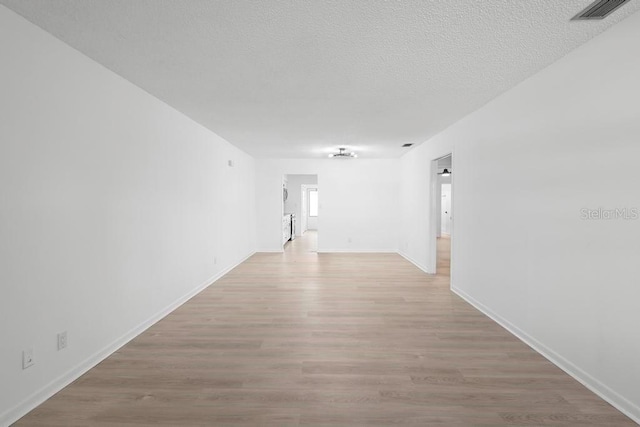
xmin=57 ymin=331 xmax=68 ymax=351
xmin=22 ymin=349 xmax=34 ymax=369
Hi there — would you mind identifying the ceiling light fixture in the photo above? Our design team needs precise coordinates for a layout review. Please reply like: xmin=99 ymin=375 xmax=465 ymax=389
xmin=438 ymin=168 xmax=451 ymax=176
xmin=328 ymin=147 xmax=357 ymax=158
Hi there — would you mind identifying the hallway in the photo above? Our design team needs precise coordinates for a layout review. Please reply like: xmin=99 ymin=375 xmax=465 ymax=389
xmin=15 ymin=232 xmax=634 ymax=426
xmin=437 ymin=235 xmax=451 ymax=277
xmin=284 ymin=230 xmax=318 ymax=255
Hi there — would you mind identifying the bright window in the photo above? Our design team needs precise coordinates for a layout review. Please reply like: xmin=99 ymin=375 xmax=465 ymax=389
xmin=309 ymin=189 xmax=318 ymax=217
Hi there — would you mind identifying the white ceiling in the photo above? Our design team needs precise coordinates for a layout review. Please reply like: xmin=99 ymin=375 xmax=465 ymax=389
xmin=437 ymin=155 xmax=452 ymax=170
xmin=2 ymin=0 xmax=639 ymax=159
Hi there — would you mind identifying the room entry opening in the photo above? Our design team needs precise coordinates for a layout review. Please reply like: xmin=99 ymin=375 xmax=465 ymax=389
xmin=283 ymin=174 xmax=318 ymax=251
xmin=432 ymin=154 xmax=453 ymax=279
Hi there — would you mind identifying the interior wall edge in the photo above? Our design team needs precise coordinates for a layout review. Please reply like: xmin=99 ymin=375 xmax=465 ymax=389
xmin=397 ymin=251 xmax=432 ymax=275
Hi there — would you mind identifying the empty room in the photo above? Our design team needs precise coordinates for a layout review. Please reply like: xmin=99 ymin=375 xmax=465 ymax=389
xmin=1 ymin=1 xmax=639 ymax=426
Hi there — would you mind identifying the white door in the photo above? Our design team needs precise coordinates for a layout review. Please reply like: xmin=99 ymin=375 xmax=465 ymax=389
xmin=441 ymin=183 xmax=451 ymax=235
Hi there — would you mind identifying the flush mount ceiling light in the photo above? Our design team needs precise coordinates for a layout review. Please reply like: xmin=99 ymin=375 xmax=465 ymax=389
xmin=438 ymin=168 xmax=451 ymax=176
xmin=328 ymin=147 xmax=357 ymax=158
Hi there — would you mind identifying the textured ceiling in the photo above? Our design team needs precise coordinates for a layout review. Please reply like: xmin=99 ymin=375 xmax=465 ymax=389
xmin=2 ymin=0 xmax=639 ymax=158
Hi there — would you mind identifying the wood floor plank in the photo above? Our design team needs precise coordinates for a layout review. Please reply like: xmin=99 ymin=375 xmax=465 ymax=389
xmin=13 ymin=232 xmax=636 ymax=426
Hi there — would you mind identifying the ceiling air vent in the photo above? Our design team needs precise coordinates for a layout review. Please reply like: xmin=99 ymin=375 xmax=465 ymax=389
xmin=572 ymin=0 xmax=631 ymax=20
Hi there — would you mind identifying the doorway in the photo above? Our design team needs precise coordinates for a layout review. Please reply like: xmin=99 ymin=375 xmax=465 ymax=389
xmin=431 ymin=154 xmax=453 ymax=278
xmin=283 ymin=174 xmax=318 ymax=250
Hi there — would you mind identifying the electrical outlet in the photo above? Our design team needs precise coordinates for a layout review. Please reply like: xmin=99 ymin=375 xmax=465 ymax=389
xmin=57 ymin=331 xmax=68 ymax=351
xmin=213 ymin=256 xmax=217 ymax=264
xmin=22 ymin=349 xmax=34 ymax=369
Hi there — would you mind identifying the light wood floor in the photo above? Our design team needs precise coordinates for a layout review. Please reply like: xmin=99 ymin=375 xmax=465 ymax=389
xmin=15 ymin=232 xmax=635 ymax=426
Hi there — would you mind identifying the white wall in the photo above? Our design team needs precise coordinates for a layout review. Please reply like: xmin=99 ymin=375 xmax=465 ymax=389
xmin=284 ymin=174 xmax=317 ymax=236
xmin=0 ymin=6 xmax=255 ymax=425
xmin=257 ymin=159 xmax=399 ymax=252
xmin=399 ymin=11 xmax=640 ymax=423
xmin=399 ymin=140 xmax=452 ymax=272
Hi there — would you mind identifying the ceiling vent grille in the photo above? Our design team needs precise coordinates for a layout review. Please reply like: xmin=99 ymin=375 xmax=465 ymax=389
xmin=572 ymin=0 xmax=631 ymax=20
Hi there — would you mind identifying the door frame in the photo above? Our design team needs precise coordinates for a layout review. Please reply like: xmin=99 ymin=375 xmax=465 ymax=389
xmin=429 ymin=153 xmax=454 ymax=277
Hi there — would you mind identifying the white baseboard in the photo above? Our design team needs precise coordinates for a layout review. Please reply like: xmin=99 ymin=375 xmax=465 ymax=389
xmin=317 ymin=249 xmax=396 ymax=253
xmin=0 ymin=251 xmax=255 ymax=427
xmin=451 ymin=286 xmax=640 ymax=426
xmin=398 ymin=251 xmax=432 ymax=274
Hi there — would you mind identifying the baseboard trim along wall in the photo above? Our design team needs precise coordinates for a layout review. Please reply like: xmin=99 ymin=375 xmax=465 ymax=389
xmin=451 ymin=286 xmax=640 ymax=426
xmin=318 ymin=249 xmax=398 ymax=253
xmin=0 ymin=251 xmax=256 ymax=427
xmin=398 ymin=251 xmax=432 ymax=274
